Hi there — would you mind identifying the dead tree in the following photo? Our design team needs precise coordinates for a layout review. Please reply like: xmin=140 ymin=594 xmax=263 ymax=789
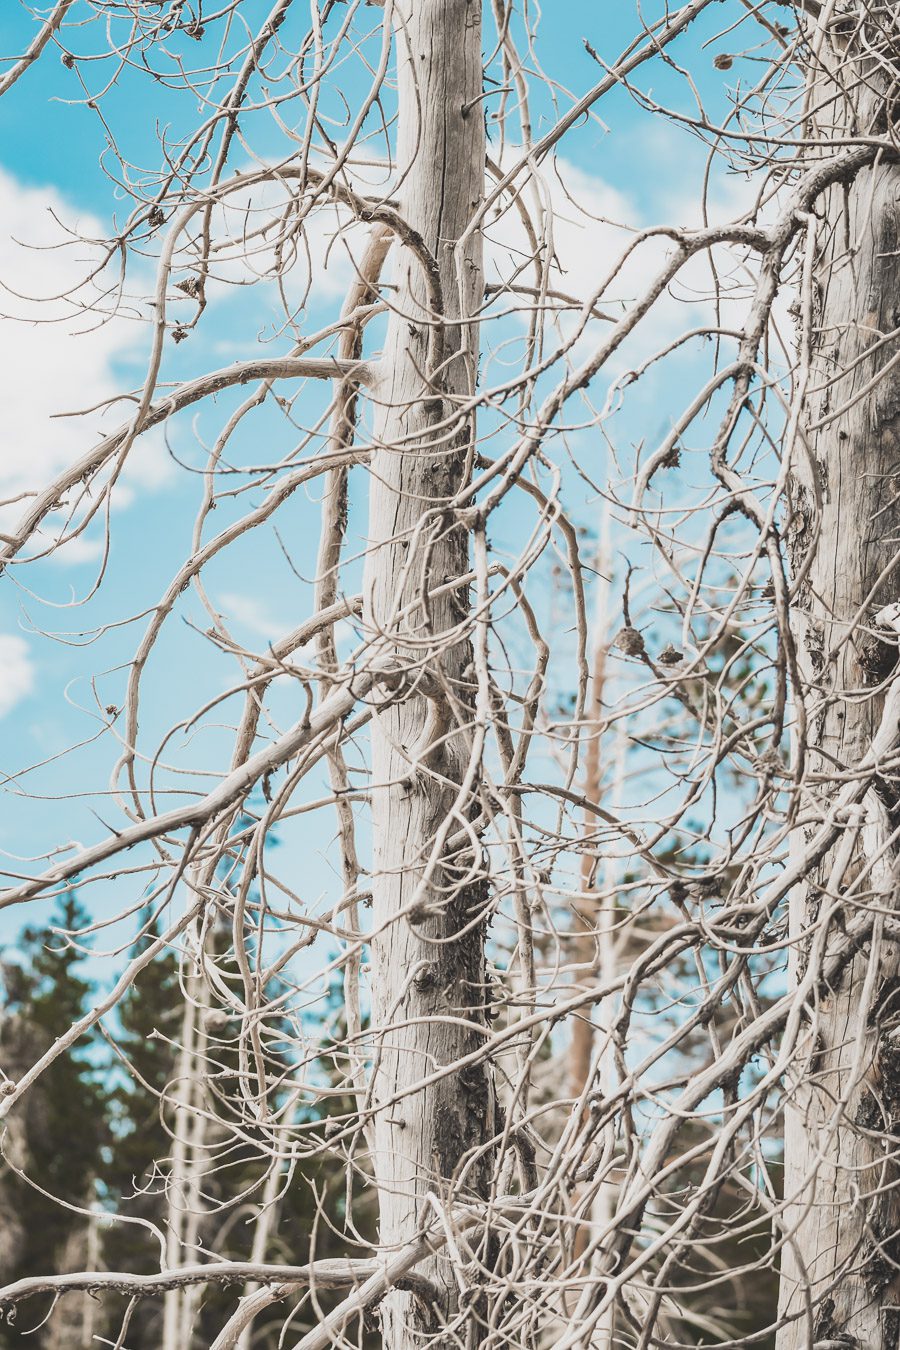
xmin=779 ymin=12 xmax=900 ymax=1346
xmin=6 ymin=3 xmax=900 ymax=1348
xmin=363 ymin=2 xmax=496 ymax=1344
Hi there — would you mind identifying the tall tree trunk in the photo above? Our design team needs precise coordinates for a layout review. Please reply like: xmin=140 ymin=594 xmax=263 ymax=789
xmin=778 ymin=26 xmax=900 ymax=1348
xmin=364 ymin=3 xmax=493 ymax=1347
xmin=162 ymin=986 xmax=200 ymax=1350
xmin=567 ymin=525 xmax=618 ymax=1350
xmin=568 ymin=541 xmax=611 ymax=1117
xmin=234 ymin=1089 xmax=301 ymax=1350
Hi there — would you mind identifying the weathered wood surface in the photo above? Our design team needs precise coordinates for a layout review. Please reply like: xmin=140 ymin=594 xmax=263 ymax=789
xmin=363 ymin=3 xmax=494 ymax=1346
xmin=779 ymin=48 xmax=900 ymax=1349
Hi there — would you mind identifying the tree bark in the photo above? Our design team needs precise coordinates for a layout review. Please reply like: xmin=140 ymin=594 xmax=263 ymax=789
xmin=364 ymin=3 xmax=493 ymax=1348
xmin=162 ymin=987 xmax=201 ymax=1350
xmin=778 ymin=32 xmax=900 ymax=1348
xmin=567 ymin=527 xmax=619 ymax=1349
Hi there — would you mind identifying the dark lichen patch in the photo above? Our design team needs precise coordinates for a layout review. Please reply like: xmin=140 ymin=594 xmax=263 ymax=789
xmin=813 ymin=1295 xmax=858 ymax=1347
xmin=883 ymin=1305 xmax=900 ymax=1350
xmin=876 ymin=772 xmax=900 ymax=825
xmin=863 ymin=1205 xmax=900 ymax=1295
xmin=806 ymin=1030 xmax=828 ymax=1083
xmin=856 ymin=1085 xmax=884 ymax=1131
xmin=871 ymin=976 xmax=900 ymax=1030
xmin=857 ymin=1028 xmax=900 ymax=1300
xmin=864 ymin=1239 xmax=900 ymax=1296
xmin=877 ymin=1041 xmax=900 ymax=1121
xmin=431 ymin=1053 xmax=493 ymax=1182
xmin=805 ymin=626 xmax=826 ymax=678
xmin=861 ymin=631 xmax=899 ymax=687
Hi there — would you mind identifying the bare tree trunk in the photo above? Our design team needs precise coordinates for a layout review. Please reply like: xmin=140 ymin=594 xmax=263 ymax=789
xmin=568 ymin=555 xmax=611 ymax=1113
xmin=176 ymin=1055 xmax=209 ymax=1349
xmin=567 ymin=524 xmax=618 ymax=1350
xmin=234 ymin=1089 xmax=301 ymax=1350
xmin=364 ymin=3 xmax=493 ymax=1347
xmin=778 ymin=33 xmax=900 ymax=1348
xmin=163 ymin=987 xmax=200 ymax=1350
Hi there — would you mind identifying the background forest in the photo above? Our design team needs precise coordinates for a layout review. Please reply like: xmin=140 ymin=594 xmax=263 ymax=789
xmin=0 ymin=891 xmax=382 ymax=1347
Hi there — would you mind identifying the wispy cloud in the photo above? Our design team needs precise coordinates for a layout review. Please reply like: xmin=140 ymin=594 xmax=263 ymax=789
xmin=0 ymin=634 xmax=34 ymax=717
xmin=0 ymin=165 xmax=174 ymax=550
xmin=217 ymin=591 xmax=290 ymax=641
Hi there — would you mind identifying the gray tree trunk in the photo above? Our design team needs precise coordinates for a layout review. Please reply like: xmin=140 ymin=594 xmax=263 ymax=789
xmin=363 ymin=3 xmax=494 ymax=1348
xmin=778 ymin=38 xmax=900 ymax=1349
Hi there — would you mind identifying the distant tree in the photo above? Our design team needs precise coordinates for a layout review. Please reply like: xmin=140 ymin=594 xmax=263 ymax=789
xmin=163 ymin=935 xmax=378 ymax=1349
xmin=0 ymin=897 xmax=108 ymax=1345
xmin=96 ymin=912 xmax=181 ymax=1345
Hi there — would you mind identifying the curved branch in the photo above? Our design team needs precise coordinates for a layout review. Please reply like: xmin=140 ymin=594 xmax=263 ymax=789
xmin=0 ymin=660 xmax=386 ymax=911
xmin=0 ymin=355 xmax=372 ymax=569
xmin=0 ymin=0 xmax=74 ymax=99
xmin=0 ymin=1259 xmax=379 ymax=1306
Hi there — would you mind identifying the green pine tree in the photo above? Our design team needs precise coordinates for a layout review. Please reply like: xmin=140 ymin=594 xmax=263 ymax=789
xmin=0 ymin=894 xmax=109 ymax=1346
xmin=103 ymin=911 xmax=180 ymax=1260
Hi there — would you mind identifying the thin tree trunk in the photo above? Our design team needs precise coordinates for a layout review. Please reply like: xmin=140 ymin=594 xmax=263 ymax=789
xmin=176 ymin=1041 xmax=209 ymax=1350
xmin=582 ymin=737 xmax=626 ymax=1350
xmin=567 ymin=523 xmax=618 ymax=1350
xmin=44 ymin=1220 xmax=95 ymax=1350
xmin=162 ymin=986 xmax=199 ymax=1350
xmin=567 ymin=558 xmax=625 ymax=1350
xmin=778 ymin=32 xmax=900 ymax=1347
xmin=81 ymin=1208 xmax=100 ymax=1348
xmin=364 ymin=3 xmax=493 ymax=1346
xmin=316 ymin=225 xmax=390 ymax=1162
xmin=234 ymin=1089 xmax=301 ymax=1350
xmin=568 ymin=556 xmax=611 ymax=1114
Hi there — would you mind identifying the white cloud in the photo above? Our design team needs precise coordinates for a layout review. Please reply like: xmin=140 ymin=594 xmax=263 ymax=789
xmin=0 ymin=166 xmax=174 ymax=551
xmin=0 ymin=151 xmax=773 ymax=553
xmin=39 ymin=522 xmax=103 ymax=565
xmin=193 ymin=181 xmax=384 ymax=310
xmin=217 ymin=591 xmax=288 ymax=640
xmin=482 ymin=154 xmax=694 ymax=382
xmin=0 ymin=169 xmax=132 ymax=493
xmin=0 ymin=634 xmax=34 ymax=717
xmin=485 ymin=152 xmax=791 ymax=391
xmin=484 ymin=155 xmax=636 ymax=307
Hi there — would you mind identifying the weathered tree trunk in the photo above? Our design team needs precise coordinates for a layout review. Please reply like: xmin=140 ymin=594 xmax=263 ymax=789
xmin=234 ymin=1089 xmax=301 ymax=1350
xmin=364 ymin=3 xmax=493 ymax=1347
xmin=163 ymin=977 xmax=209 ymax=1350
xmin=778 ymin=28 xmax=900 ymax=1348
xmin=568 ymin=574 xmax=611 ymax=1115
xmin=162 ymin=986 xmax=201 ymax=1350
xmin=567 ymin=528 xmax=619 ymax=1350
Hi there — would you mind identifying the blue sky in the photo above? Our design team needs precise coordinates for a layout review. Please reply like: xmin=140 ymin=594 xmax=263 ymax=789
xmin=0 ymin=1 xmax=779 ymax=967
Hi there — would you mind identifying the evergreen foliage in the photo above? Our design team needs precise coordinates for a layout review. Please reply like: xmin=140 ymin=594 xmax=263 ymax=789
xmin=101 ymin=912 xmax=180 ymax=1274
xmin=0 ymin=896 xmax=108 ymax=1345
